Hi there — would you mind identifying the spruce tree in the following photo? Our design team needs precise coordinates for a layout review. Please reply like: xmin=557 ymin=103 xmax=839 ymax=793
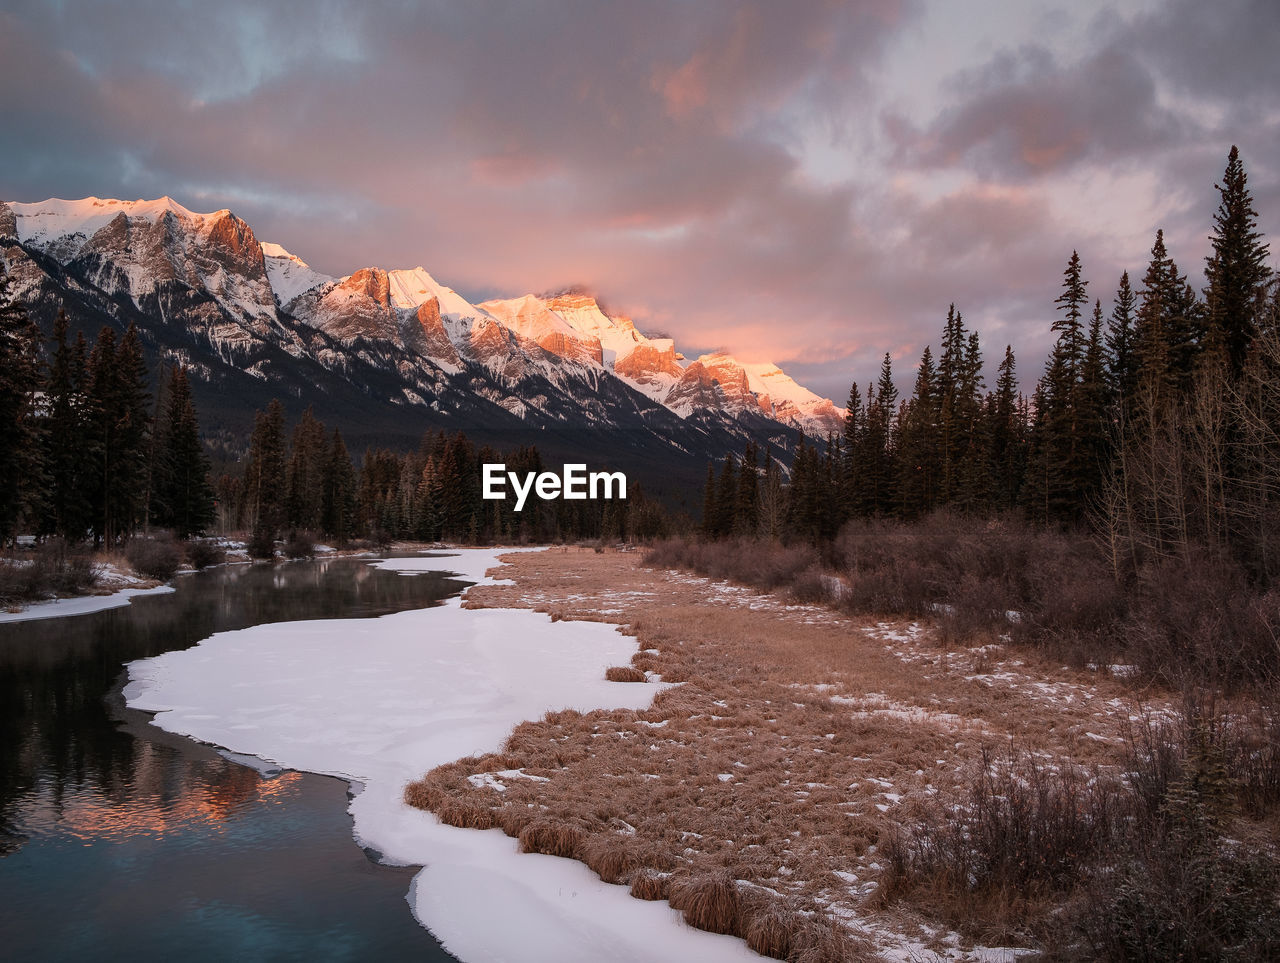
xmin=860 ymin=355 xmax=898 ymax=516
xmin=988 ymin=346 xmax=1024 ymax=509
xmin=1106 ymin=271 xmax=1139 ymax=410
xmin=0 ymin=269 xmax=44 ymax=543
xmin=322 ymin=429 xmax=358 ymax=543
xmin=285 ymin=407 xmax=327 ymax=532
xmin=83 ymin=325 xmax=151 ymax=546
xmin=244 ymin=399 xmax=287 ymax=551
xmin=714 ymin=454 xmax=737 ymax=538
xmin=155 ymin=366 xmax=214 ymax=538
xmin=1204 ymin=146 xmax=1271 ymax=375
xmin=701 ymin=462 xmax=717 ymax=539
xmin=735 ymin=442 xmax=759 ymax=536
xmin=897 ymin=345 xmax=939 ymax=517
xmin=43 ymin=310 xmax=89 ymax=541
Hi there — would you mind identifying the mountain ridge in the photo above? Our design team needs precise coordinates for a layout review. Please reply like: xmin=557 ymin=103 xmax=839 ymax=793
xmin=1 ymin=195 xmax=842 ymax=495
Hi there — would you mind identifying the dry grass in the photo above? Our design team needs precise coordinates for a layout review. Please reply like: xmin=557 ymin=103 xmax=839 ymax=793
xmin=410 ymin=546 xmax=1180 ymax=958
xmin=605 ymin=665 xmax=647 ymax=682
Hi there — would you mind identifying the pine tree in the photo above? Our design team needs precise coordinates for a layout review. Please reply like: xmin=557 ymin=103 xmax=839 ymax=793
xmin=701 ymin=462 xmax=717 ymax=539
xmin=1076 ymin=299 xmax=1113 ymax=505
xmin=735 ymin=442 xmax=759 ymax=536
xmin=988 ymin=346 xmax=1025 ymax=510
xmin=897 ymin=345 xmax=939 ymax=517
xmin=0 ymin=269 xmax=44 ymax=543
xmin=42 ymin=310 xmax=89 ymax=541
xmin=860 ymin=355 xmax=898 ymax=516
xmin=1204 ymin=146 xmax=1271 ymax=375
xmin=840 ymin=382 xmax=864 ymax=518
xmin=285 ymin=407 xmax=327 ymax=533
xmin=714 ymin=454 xmax=737 ymax=538
xmin=1106 ymin=271 xmax=1139 ymax=410
xmin=244 ymin=399 xmax=287 ymax=550
xmin=83 ymin=325 xmax=151 ymax=546
xmin=322 ymin=429 xmax=358 ymax=543
xmin=1052 ymin=250 xmax=1089 ymax=381
xmin=154 ymin=367 xmax=214 ymax=538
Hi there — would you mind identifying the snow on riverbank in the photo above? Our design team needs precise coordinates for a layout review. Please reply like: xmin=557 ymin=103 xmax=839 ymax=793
xmin=0 ymin=584 xmax=174 ymax=623
xmin=123 ymin=548 xmax=757 ymax=963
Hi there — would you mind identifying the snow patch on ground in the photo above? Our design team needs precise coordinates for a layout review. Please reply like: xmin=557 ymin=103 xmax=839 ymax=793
xmin=0 ymin=584 xmax=175 ymax=623
xmin=123 ymin=548 xmax=757 ymax=963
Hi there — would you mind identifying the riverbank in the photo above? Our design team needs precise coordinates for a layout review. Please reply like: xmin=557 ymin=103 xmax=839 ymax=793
xmin=412 ymin=545 xmax=1165 ymax=960
xmin=123 ymin=548 xmax=759 ymax=963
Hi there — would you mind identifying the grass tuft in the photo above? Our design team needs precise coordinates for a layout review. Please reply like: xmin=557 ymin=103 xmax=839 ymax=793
xmin=605 ymin=665 xmax=646 ymax=683
xmin=518 ymin=820 xmax=586 ymax=859
xmin=669 ymin=872 xmax=740 ymax=936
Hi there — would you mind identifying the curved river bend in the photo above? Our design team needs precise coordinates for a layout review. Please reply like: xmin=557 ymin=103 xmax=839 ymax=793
xmin=0 ymin=555 xmax=461 ymax=962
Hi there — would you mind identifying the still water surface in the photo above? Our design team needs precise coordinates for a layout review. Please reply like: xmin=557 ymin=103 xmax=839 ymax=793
xmin=0 ymin=556 xmax=464 ymax=961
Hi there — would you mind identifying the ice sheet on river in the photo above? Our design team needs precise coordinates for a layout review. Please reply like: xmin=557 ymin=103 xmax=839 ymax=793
xmin=124 ymin=548 xmax=756 ymax=963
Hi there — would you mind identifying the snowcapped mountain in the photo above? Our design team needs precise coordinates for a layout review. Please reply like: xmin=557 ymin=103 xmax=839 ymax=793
xmin=1 ymin=195 xmax=841 ymax=487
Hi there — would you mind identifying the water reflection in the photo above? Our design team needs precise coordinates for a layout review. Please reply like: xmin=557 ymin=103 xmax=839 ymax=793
xmin=0 ymin=557 xmax=463 ymax=961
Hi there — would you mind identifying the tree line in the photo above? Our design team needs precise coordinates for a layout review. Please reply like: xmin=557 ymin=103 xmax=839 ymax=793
xmin=704 ymin=146 xmax=1280 ymax=580
xmin=216 ymin=400 xmax=669 ymax=552
xmin=0 ymin=289 xmax=215 ymax=547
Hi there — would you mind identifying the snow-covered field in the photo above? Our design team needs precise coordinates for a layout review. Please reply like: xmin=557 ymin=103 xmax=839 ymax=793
xmin=123 ymin=548 xmax=757 ymax=962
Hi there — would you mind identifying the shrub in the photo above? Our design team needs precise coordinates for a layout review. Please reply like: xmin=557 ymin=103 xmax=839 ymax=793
xmin=283 ymin=532 xmax=315 ymax=559
xmin=880 ymin=747 xmax=1128 ymax=934
xmin=185 ymin=538 xmax=226 ymax=570
xmin=125 ymin=535 xmax=183 ymax=581
xmin=0 ymin=540 xmax=98 ymax=604
xmin=247 ymin=529 xmax=276 ymax=560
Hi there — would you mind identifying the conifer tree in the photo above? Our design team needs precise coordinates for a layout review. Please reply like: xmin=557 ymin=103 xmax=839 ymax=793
xmin=840 ymin=382 xmax=864 ymax=518
xmin=154 ymin=366 xmax=214 ymax=538
xmin=714 ymin=454 xmax=737 ymax=538
xmin=735 ymin=442 xmax=759 ymax=536
xmin=701 ymin=462 xmax=717 ymax=539
xmin=322 ymin=429 xmax=358 ymax=543
xmin=43 ymin=310 xmax=89 ymax=540
xmin=988 ymin=345 xmax=1024 ymax=509
xmin=1204 ymin=146 xmax=1271 ymax=375
xmin=897 ymin=345 xmax=939 ymax=517
xmin=84 ymin=324 xmax=151 ymax=546
xmin=1106 ymin=271 xmax=1139 ymax=410
xmin=860 ymin=354 xmax=898 ymax=516
xmin=0 ymin=269 xmax=44 ymax=543
xmin=285 ymin=407 xmax=327 ymax=532
xmin=244 ymin=399 xmax=287 ymax=549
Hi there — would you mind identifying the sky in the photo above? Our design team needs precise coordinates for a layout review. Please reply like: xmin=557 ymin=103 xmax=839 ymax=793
xmin=2 ymin=0 xmax=1277 ymax=401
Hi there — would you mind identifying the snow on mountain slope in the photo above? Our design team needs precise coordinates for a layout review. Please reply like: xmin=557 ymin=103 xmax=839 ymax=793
xmin=2 ymin=195 xmax=281 ymax=325
xmin=7 ymin=196 xmax=201 ymax=257
xmin=261 ymin=242 xmax=333 ymax=306
xmin=3 ymin=195 xmax=843 ymax=445
xmin=743 ymin=362 xmax=844 ymax=436
xmin=480 ymin=294 xmax=605 ymax=366
xmin=543 ymin=292 xmax=650 ymax=364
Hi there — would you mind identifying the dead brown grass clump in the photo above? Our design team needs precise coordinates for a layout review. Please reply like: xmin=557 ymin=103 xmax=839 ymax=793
xmin=629 ymin=869 xmax=669 ymax=900
xmin=605 ymin=665 xmax=646 ymax=682
xmin=669 ymin=871 xmax=741 ymax=936
xmin=435 ymin=799 xmax=496 ymax=830
xmin=582 ymin=833 xmax=642 ymax=883
xmin=518 ymin=820 xmax=586 ymax=859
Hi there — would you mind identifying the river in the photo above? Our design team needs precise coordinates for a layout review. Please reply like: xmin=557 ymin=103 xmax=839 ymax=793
xmin=0 ymin=555 xmax=461 ymax=962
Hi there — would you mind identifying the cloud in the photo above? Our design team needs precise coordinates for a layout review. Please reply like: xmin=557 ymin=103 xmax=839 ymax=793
xmin=1 ymin=0 xmax=1276 ymax=405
